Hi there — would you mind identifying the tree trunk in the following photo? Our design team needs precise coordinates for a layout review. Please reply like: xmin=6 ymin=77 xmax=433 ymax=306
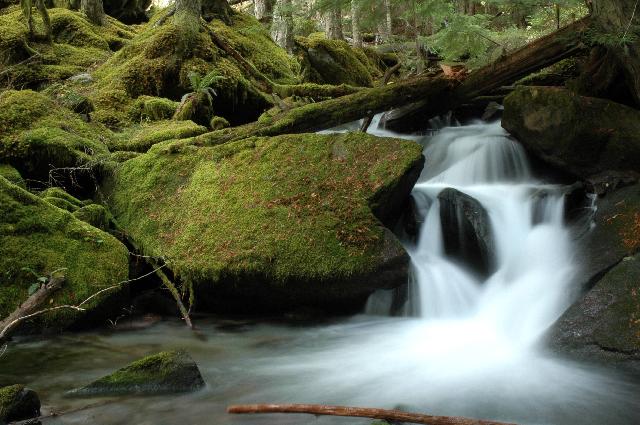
xmin=351 ymin=0 xmax=362 ymax=48
xmin=271 ymin=0 xmax=293 ymax=53
xmin=36 ymin=0 xmax=52 ymax=38
xmin=325 ymin=6 xmax=343 ymax=40
xmin=589 ymin=0 xmax=640 ymax=105
xmin=187 ymin=15 xmax=589 ymax=143
xmin=81 ymin=0 xmax=104 ymax=25
xmin=254 ymin=0 xmax=273 ymax=23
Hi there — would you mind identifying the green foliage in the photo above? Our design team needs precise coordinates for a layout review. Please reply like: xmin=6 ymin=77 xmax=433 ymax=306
xmin=430 ymin=13 xmax=492 ymax=63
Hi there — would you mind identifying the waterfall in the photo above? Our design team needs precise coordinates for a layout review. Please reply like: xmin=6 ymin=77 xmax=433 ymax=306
xmin=250 ymin=119 xmax=640 ymax=425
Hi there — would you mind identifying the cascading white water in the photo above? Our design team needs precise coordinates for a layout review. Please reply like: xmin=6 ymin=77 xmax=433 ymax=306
xmin=248 ymin=119 xmax=640 ymax=425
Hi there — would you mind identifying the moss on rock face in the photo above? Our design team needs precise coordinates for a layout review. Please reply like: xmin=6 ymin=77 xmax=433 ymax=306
xmin=502 ymin=86 xmax=640 ymax=179
xmin=105 ymin=132 xmax=423 ymax=312
xmin=129 ymin=96 xmax=179 ymax=121
xmin=0 ymin=176 xmax=129 ymax=330
xmin=0 ymin=384 xmax=40 ymax=423
xmin=295 ymin=35 xmax=378 ymax=87
xmin=68 ymin=351 xmax=205 ymax=396
xmin=0 ymin=90 xmax=113 ymax=182
xmin=110 ymin=120 xmax=207 ymax=153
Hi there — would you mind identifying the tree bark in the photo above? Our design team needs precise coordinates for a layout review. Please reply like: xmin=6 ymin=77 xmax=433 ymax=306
xmin=36 ymin=0 xmax=52 ymax=38
xmin=185 ymin=16 xmax=589 ymax=144
xmin=227 ymin=404 xmax=518 ymax=425
xmin=325 ymin=5 xmax=343 ymax=40
xmin=271 ymin=0 xmax=293 ymax=53
xmin=81 ymin=0 xmax=105 ymax=25
xmin=590 ymin=0 xmax=640 ymax=105
xmin=254 ymin=0 xmax=273 ymax=23
xmin=351 ymin=0 xmax=362 ymax=47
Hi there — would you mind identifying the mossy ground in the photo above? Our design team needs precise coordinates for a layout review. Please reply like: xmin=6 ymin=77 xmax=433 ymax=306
xmin=0 ymin=164 xmax=25 ymax=188
xmin=106 ymin=132 xmax=422 ymax=289
xmin=0 ymin=89 xmax=114 ymax=181
xmin=0 ymin=176 xmax=129 ymax=328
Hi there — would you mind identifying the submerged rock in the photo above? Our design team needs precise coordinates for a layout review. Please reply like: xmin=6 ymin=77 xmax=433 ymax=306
xmin=0 ymin=177 xmax=129 ymax=332
xmin=548 ymin=255 xmax=640 ymax=371
xmin=104 ymin=132 xmax=423 ymax=313
xmin=438 ymin=188 xmax=495 ymax=277
xmin=0 ymin=385 xmax=40 ymax=423
xmin=69 ymin=351 xmax=205 ymax=396
xmin=502 ymin=86 xmax=640 ymax=179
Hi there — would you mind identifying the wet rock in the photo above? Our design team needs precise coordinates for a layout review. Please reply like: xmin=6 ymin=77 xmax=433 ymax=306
xmin=502 ymin=86 xmax=640 ymax=179
xmin=586 ymin=170 xmax=640 ymax=196
xmin=548 ymin=255 xmax=640 ymax=371
xmin=574 ymin=184 xmax=640 ymax=291
xmin=103 ymin=132 xmax=423 ymax=314
xmin=0 ymin=385 xmax=40 ymax=423
xmin=438 ymin=188 xmax=495 ymax=277
xmin=68 ymin=351 xmax=205 ymax=396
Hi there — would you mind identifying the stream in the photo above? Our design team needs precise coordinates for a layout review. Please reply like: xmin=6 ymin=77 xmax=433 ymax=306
xmin=2 ymin=119 xmax=639 ymax=425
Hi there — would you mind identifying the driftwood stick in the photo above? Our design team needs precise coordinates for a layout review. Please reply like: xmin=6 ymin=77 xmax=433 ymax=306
xmin=148 ymin=259 xmax=194 ymax=329
xmin=0 ymin=275 xmax=65 ymax=342
xmin=227 ymin=404 xmax=518 ymax=425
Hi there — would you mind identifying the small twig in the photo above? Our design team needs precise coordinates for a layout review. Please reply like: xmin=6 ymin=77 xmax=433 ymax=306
xmin=227 ymin=404 xmax=519 ymax=425
xmin=622 ymin=0 xmax=639 ymax=39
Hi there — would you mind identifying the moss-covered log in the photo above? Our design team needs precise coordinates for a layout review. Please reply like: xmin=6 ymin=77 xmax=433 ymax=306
xmin=176 ymin=16 xmax=591 ymax=147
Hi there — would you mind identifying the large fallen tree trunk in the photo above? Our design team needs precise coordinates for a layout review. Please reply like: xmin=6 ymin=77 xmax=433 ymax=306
xmin=174 ymin=16 xmax=589 ymax=149
xmin=227 ymin=404 xmax=518 ymax=425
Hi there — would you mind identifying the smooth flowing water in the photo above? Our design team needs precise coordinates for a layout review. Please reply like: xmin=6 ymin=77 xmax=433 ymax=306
xmin=2 ymin=120 xmax=639 ymax=425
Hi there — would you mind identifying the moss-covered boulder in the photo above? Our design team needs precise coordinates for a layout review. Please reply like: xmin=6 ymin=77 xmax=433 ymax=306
xmin=502 ymin=87 xmax=640 ymax=179
xmin=0 ymin=385 xmax=40 ymax=423
xmin=69 ymin=351 xmax=205 ymax=396
xmin=0 ymin=8 xmax=134 ymax=88
xmin=104 ymin=132 xmax=423 ymax=313
xmin=128 ymin=96 xmax=179 ymax=122
xmin=0 ymin=176 xmax=129 ymax=332
xmin=73 ymin=204 xmax=111 ymax=231
xmin=0 ymin=90 xmax=113 ymax=183
xmin=295 ymin=35 xmax=378 ymax=87
xmin=548 ymin=254 xmax=640 ymax=371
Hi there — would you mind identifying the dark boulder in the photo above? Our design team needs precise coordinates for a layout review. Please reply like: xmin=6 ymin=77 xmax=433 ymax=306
xmin=68 ymin=351 xmax=205 ymax=396
xmin=502 ymin=86 xmax=640 ymax=179
xmin=438 ymin=188 xmax=495 ymax=277
xmin=548 ymin=255 xmax=640 ymax=372
xmin=574 ymin=184 xmax=640 ymax=291
xmin=0 ymin=385 xmax=40 ymax=423
xmin=104 ymin=0 xmax=151 ymax=24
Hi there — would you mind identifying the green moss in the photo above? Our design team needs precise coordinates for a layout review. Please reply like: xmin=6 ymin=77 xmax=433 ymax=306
xmin=43 ymin=83 xmax=94 ymax=114
xmin=42 ymin=196 xmax=79 ymax=212
xmin=105 ymin=132 xmax=421 ymax=290
xmin=295 ymin=36 xmax=376 ymax=87
xmin=209 ymin=13 xmax=299 ymax=85
xmin=0 ymin=176 xmax=129 ymax=328
xmin=69 ymin=350 xmax=205 ymax=396
xmin=0 ymin=384 xmax=40 ymax=423
xmin=39 ymin=187 xmax=83 ymax=208
xmin=73 ymin=204 xmax=110 ymax=230
xmin=110 ymin=120 xmax=207 ymax=153
xmin=0 ymin=90 xmax=113 ymax=181
xmin=0 ymin=8 xmax=135 ymax=87
xmin=129 ymin=96 xmax=179 ymax=121
xmin=0 ymin=164 xmax=25 ymax=188
xmin=209 ymin=115 xmax=230 ymax=130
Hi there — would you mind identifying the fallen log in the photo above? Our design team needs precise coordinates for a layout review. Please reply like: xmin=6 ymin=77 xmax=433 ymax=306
xmin=161 ymin=16 xmax=589 ymax=151
xmin=380 ymin=16 xmax=591 ymax=131
xmin=227 ymin=404 xmax=518 ymax=425
xmin=0 ymin=274 xmax=65 ymax=342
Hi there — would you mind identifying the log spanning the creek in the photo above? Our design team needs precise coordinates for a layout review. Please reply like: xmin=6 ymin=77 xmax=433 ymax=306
xmin=180 ymin=16 xmax=590 ymax=149
xmin=227 ymin=403 xmax=519 ymax=425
